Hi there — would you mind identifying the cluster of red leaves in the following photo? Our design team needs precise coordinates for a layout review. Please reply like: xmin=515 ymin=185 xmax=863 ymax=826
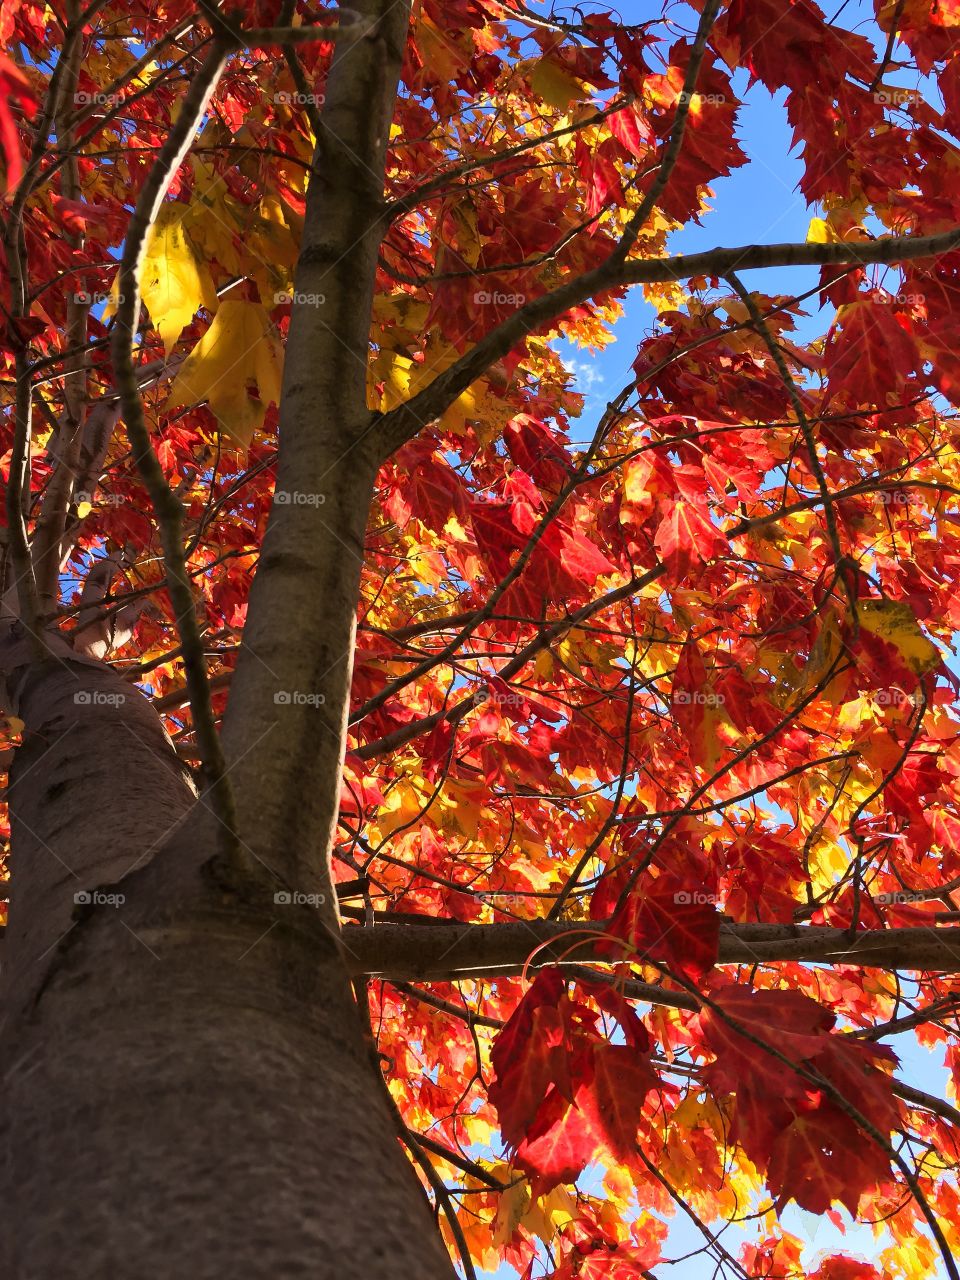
xmin=697 ymin=986 xmax=902 ymax=1214
xmin=490 ymin=968 xmax=661 ymax=1192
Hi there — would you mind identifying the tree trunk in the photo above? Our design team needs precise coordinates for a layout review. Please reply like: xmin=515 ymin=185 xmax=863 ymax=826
xmin=0 ymin=645 xmax=454 ymax=1278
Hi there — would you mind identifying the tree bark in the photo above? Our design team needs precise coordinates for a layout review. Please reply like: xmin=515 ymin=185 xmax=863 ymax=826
xmin=0 ymin=645 xmax=454 ymax=1278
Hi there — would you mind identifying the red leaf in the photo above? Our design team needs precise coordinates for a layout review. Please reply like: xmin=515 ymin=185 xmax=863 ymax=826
xmin=584 ymin=1042 xmax=656 ymax=1161
xmin=825 ymin=295 xmax=919 ymax=406
xmin=0 ymin=52 xmax=36 ymax=195
xmin=698 ymin=986 xmax=899 ymax=1213
xmin=514 ymin=1076 xmax=598 ymax=1194
xmin=654 ymin=500 xmax=727 ymax=579
xmin=604 ymin=876 xmax=720 ymax=980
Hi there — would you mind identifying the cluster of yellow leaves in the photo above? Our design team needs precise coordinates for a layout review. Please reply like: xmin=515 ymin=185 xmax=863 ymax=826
xmin=105 ymin=191 xmax=289 ymax=446
xmin=167 ymin=300 xmax=283 ymax=448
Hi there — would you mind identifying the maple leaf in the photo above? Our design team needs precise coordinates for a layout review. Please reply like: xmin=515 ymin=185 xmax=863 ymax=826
xmin=166 ymin=301 xmax=283 ymax=447
xmin=105 ymin=202 xmax=218 ymax=355
xmin=850 ymin=598 xmax=941 ymax=683
xmin=654 ymin=500 xmax=727 ymax=579
xmin=583 ymin=1042 xmax=656 ymax=1161
xmin=513 ymin=1075 xmax=598 ymax=1194
xmin=489 ymin=969 xmax=566 ymax=1138
xmin=699 ymin=987 xmax=899 ymax=1213
xmin=600 ymin=874 xmax=720 ymax=980
xmin=826 ymin=295 xmax=920 ymax=406
xmin=766 ymin=1108 xmax=889 ymax=1215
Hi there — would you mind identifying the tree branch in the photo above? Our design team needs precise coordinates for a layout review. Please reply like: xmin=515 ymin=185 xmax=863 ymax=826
xmin=110 ymin=41 xmax=240 ymax=860
xmin=343 ymin=918 xmax=960 ymax=981
xmin=375 ymin=225 xmax=960 ymax=459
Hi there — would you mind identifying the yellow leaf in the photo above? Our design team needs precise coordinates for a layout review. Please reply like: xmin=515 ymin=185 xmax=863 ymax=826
xmin=374 ymin=780 xmax=424 ymax=840
xmin=443 ymin=197 xmax=481 ymax=269
xmin=623 ymin=457 xmax=651 ymax=504
xmin=855 ymin=598 xmax=940 ymax=674
xmin=721 ymin=297 xmax=752 ymax=324
xmin=166 ymin=301 xmax=283 ymax=448
xmin=534 ymin=649 xmax=554 ymax=680
xmin=492 ymin=1180 xmax=529 ymax=1248
xmin=528 ymin=56 xmax=586 ymax=108
xmin=110 ymin=202 xmax=217 ymax=355
xmin=806 ymin=216 xmax=834 ymax=243
xmin=521 ymin=1183 xmax=577 ymax=1241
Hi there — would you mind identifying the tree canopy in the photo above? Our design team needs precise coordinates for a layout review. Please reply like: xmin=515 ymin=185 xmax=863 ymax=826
xmin=5 ymin=0 xmax=960 ymax=1277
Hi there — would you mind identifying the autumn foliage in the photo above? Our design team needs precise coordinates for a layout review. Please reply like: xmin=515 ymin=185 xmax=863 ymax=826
xmin=6 ymin=0 xmax=960 ymax=1276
